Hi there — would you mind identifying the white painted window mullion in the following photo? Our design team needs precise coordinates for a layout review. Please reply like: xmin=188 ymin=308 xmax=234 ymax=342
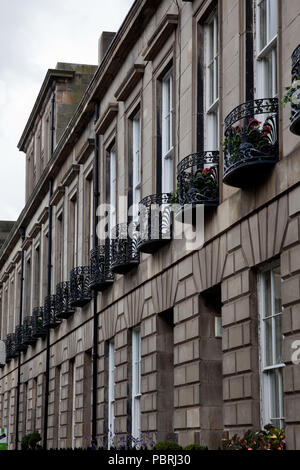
xmin=162 ymin=69 xmax=174 ymax=193
xmin=108 ymin=340 xmax=115 ymax=449
xmin=110 ymin=148 xmax=117 ymax=234
xmin=132 ymin=113 xmax=141 ymax=221
xmin=72 ymin=362 xmax=76 ymax=448
xmin=132 ymin=328 xmax=141 ymax=444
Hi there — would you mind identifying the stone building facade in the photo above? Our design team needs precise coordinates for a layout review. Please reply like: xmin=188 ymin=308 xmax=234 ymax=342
xmin=0 ymin=0 xmax=300 ymax=450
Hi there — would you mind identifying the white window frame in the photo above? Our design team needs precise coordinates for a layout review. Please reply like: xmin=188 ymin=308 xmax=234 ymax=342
xmin=131 ymin=328 xmax=141 ymax=444
xmin=108 ymin=340 xmax=115 ymax=449
xmin=256 ymin=0 xmax=278 ymax=98
xmin=58 ymin=367 xmax=63 ymax=430
xmin=161 ymin=68 xmax=174 ymax=193
xmin=258 ymin=264 xmax=285 ymax=430
xmin=132 ymin=111 xmax=141 ymax=221
xmin=89 ymin=178 xmax=94 ymax=251
xmin=109 ymin=146 xmax=117 ymax=234
xmin=204 ymin=12 xmax=219 ymax=150
xmin=70 ymin=193 xmax=78 ymax=269
xmin=71 ymin=361 xmax=76 ymax=448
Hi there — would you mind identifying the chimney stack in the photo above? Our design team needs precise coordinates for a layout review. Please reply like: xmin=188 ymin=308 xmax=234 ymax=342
xmin=98 ymin=32 xmax=116 ymax=65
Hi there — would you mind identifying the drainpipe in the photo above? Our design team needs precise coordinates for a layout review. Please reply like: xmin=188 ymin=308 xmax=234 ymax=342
xmin=15 ymin=226 xmax=26 ymax=450
xmin=43 ymin=83 xmax=55 ymax=449
xmin=92 ymin=102 xmax=100 ymax=447
xmin=245 ymin=0 xmax=254 ymax=102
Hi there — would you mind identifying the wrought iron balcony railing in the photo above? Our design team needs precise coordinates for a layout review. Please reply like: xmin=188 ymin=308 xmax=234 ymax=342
xmin=70 ymin=266 xmax=92 ymax=307
xmin=43 ymin=295 xmax=61 ymax=329
xmin=55 ymin=281 xmax=75 ymax=319
xmin=23 ymin=316 xmax=37 ymax=346
xmin=111 ymin=223 xmax=140 ymax=274
xmin=89 ymin=243 xmax=114 ymax=291
xmin=32 ymin=307 xmax=47 ymax=339
xmin=290 ymin=44 xmax=300 ymax=136
xmin=15 ymin=325 xmax=28 ymax=353
xmin=137 ymin=193 xmax=172 ymax=254
xmin=6 ymin=333 xmax=18 ymax=361
xmin=175 ymin=152 xmax=219 ymax=222
xmin=223 ymin=98 xmax=279 ymax=188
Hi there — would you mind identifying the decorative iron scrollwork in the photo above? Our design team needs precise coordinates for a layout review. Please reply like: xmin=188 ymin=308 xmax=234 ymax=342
xmin=43 ymin=295 xmax=61 ymax=328
xmin=223 ymin=98 xmax=279 ymax=187
xmin=15 ymin=325 xmax=28 ymax=352
xmin=23 ymin=316 xmax=37 ymax=346
xmin=32 ymin=307 xmax=47 ymax=339
xmin=70 ymin=266 xmax=92 ymax=306
xmin=89 ymin=242 xmax=114 ymax=291
xmin=176 ymin=152 xmax=219 ymax=208
xmin=137 ymin=193 xmax=172 ymax=254
xmin=111 ymin=222 xmax=140 ymax=274
xmin=291 ymin=44 xmax=300 ymax=135
xmin=6 ymin=333 xmax=18 ymax=361
xmin=56 ymin=281 xmax=75 ymax=319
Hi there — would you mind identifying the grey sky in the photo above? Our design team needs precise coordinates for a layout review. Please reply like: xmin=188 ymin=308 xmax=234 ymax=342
xmin=0 ymin=0 xmax=135 ymax=221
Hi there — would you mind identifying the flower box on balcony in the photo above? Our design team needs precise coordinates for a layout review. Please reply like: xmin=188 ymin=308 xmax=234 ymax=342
xmin=89 ymin=243 xmax=114 ymax=292
xmin=111 ymin=222 xmax=140 ymax=274
xmin=222 ymin=98 xmax=278 ymax=188
xmin=174 ymin=152 xmax=219 ymax=224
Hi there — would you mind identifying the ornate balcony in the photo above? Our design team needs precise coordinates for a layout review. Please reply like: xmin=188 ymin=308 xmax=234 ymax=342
xmin=70 ymin=266 xmax=92 ymax=306
xmin=89 ymin=243 xmax=114 ymax=291
xmin=175 ymin=152 xmax=219 ymax=222
xmin=55 ymin=281 xmax=75 ymax=319
xmin=23 ymin=316 xmax=37 ymax=346
xmin=6 ymin=333 xmax=18 ymax=361
xmin=32 ymin=307 xmax=47 ymax=339
xmin=137 ymin=193 xmax=172 ymax=254
xmin=290 ymin=44 xmax=300 ymax=135
xmin=223 ymin=98 xmax=279 ymax=188
xmin=43 ymin=295 xmax=61 ymax=329
xmin=15 ymin=325 xmax=28 ymax=353
xmin=111 ymin=223 xmax=140 ymax=274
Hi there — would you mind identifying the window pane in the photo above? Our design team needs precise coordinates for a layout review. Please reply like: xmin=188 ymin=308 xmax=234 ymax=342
xmin=273 ymin=266 xmax=282 ymax=314
xmin=264 ymin=270 xmax=272 ymax=318
xmin=264 ymin=317 xmax=273 ymax=366
xmin=215 ymin=56 xmax=219 ymax=100
xmin=275 ymin=314 xmax=282 ymax=364
xmin=272 ymin=47 xmax=277 ymax=96
xmin=162 ymin=70 xmax=173 ymax=157
xmin=208 ymin=63 xmax=214 ymax=106
xmin=209 ymin=23 xmax=214 ymax=63
xmin=259 ymin=0 xmax=267 ymax=51
xmin=266 ymin=52 xmax=273 ymax=97
xmin=269 ymin=369 xmax=280 ymax=422
xmin=269 ymin=0 xmax=278 ymax=41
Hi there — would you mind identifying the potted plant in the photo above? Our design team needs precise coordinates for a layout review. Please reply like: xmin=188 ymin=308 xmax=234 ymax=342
xmin=222 ymin=425 xmax=286 ymax=451
xmin=222 ymin=117 xmax=273 ymax=165
xmin=281 ymin=77 xmax=300 ymax=135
